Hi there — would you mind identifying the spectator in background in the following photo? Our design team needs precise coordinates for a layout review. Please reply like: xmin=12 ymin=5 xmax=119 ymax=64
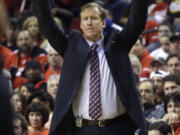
xmin=158 ymin=21 xmax=173 ymax=38
xmin=27 ymin=90 xmax=54 ymax=129
xmin=44 ymin=48 xmax=62 ymax=80
xmin=150 ymin=34 xmax=171 ymax=61
xmin=169 ymin=32 xmax=180 ymax=54
xmin=130 ymin=38 xmax=153 ymax=80
xmin=25 ymin=101 xmax=49 ymax=135
xmin=148 ymin=121 xmax=172 ymax=135
xmin=47 ymin=74 xmax=60 ymax=101
xmin=13 ymin=113 xmax=28 ymax=135
xmin=148 ymin=0 xmax=168 ymax=24
xmin=163 ymin=74 xmax=180 ymax=95
xmin=11 ymin=91 xmax=27 ymax=115
xmin=166 ymin=53 xmax=180 ymax=75
xmin=168 ymin=0 xmax=180 ymax=32
xmin=9 ymin=30 xmax=47 ymax=76
xmin=138 ymin=80 xmax=156 ymax=119
xmin=1 ymin=17 xmax=19 ymax=51
xmin=163 ymin=92 xmax=180 ymax=135
xmin=24 ymin=60 xmax=47 ymax=91
xmin=19 ymin=82 xmax=36 ymax=100
xmin=150 ymin=57 xmax=166 ymax=72
xmin=146 ymin=21 xmax=173 ymax=53
xmin=22 ymin=16 xmax=45 ymax=48
xmin=150 ymin=70 xmax=167 ymax=104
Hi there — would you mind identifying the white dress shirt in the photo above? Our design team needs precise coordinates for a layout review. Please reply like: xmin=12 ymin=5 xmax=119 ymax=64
xmin=72 ymin=38 xmax=126 ymax=120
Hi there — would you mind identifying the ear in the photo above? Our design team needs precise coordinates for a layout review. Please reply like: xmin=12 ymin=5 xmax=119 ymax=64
xmin=80 ymin=19 xmax=83 ymax=30
xmin=102 ymin=19 xmax=106 ymax=29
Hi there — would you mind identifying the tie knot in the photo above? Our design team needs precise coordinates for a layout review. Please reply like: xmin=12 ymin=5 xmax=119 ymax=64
xmin=91 ymin=44 xmax=98 ymax=51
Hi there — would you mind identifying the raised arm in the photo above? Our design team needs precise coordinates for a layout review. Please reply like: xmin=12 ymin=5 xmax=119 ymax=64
xmin=32 ymin=0 xmax=67 ymax=56
xmin=120 ymin=0 xmax=148 ymax=52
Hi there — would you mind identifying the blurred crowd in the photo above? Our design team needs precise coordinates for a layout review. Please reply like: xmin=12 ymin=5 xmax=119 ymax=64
xmin=0 ymin=0 xmax=180 ymax=135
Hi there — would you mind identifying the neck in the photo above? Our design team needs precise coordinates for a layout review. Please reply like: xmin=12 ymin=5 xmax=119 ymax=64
xmin=29 ymin=125 xmax=46 ymax=133
xmin=51 ymin=65 xmax=61 ymax=71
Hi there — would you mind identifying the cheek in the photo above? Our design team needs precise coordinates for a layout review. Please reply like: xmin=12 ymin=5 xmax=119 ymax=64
xmin=176 ymin=108 xmax=180 ymax=116
xmin=167 ymin=107 xmax=173 ymax=113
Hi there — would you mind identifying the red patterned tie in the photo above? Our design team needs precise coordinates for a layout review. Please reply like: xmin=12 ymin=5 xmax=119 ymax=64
xmin=89 ymin=44 xmax=102 ymax=120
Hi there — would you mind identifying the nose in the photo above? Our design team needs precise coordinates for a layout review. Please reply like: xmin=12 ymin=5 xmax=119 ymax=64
xmin=170 ymin=106 xmax=176 ymax=113
xmin=141 ymin=91 xmax=146 ymax=97
xmin=87 ymin=18 xmax=93 ymax=25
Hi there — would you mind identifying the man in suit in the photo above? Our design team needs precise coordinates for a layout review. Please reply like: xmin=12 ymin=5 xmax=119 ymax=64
xmin=32 ymin=0 xmax=148 ymax=134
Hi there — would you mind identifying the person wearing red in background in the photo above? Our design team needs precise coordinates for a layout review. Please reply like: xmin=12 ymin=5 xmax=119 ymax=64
xmin=130 ymin=38 xmax=153 ymax=80
xmin=44 ymin=48 xmax=62 ymax=80
xmin=13 ymin=60 xmax=47 ymax=90
xmin=8 ymin=30 xmax=47 ymax=88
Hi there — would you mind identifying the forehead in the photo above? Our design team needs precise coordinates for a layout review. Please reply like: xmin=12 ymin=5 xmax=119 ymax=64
xmin=164 ymin=81 xmax=176 ymax=86
xmin=17 ymin=31 xmax=30 ymax=38
xmin=80 ymin=7 xmax=100 ymax=18
xmin=159 ymin=25 xmax=170 ymax=30
xmin=28 ymin=20 xmax=38 ymax=25
xmin=168 ymin=57 xmax=179 ymax=63
xmin=148 ymin=130 xmax=161 ymax=135
xmin=139 ymin=81 xmax=153 ymax=88
xmin=13 ymin=119 xmax=21 ymax=125
xmin=152 ymin=76 xmax=163 ymax=80
xmin=50 ymin=78 xmax=59 ymax=83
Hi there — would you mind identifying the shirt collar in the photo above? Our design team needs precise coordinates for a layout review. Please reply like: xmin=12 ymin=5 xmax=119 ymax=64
xmin=86 ymin=37 xmax=104 ymax=48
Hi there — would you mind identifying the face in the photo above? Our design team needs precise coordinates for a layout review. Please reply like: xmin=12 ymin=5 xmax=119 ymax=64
xmin=159 ymin=36 xmax=170 ymax=53
xmin=151 ymin=76 xmax=163 ymax=93
xmin=6 ymin=25 xmax=18 ymax=41
xmin=139 ymin=81 xmax=155 ymax=104
xmin=27 ymin=20 xmax=39 ymax=37
xmin=29 ymin=112 xmax=43 ymax=130
xmin=158 ymin=25 xmax=172 ymax=37
xmin=167 ymin=57 xmax=180 ymax=75
xmin=130 ymin=39 xmax=143 ymax=58
xmin=80 ymin=7 xmax=106 ymax=42
xmin=167 ymin=100 xmax=180 ymax=117
xmin=16 ymin=31 xmax=33 ymax=54
xmin=25 ymin=68 xmax=41 ymax=82
xmin=170 ymin=40 xmax=180 ymax=54
xmin=47 ymin=78 xmax=59 ymax=99
xmin=20 ymin=86 xmax=31 ymax=99
xmin=148 ymin=130 xmax=162 ymax=135
xmin=12 ymin=94 xmax=23 ymax=114
xmin=151 ymin=62 xmax=164 ymax=71
xmin=13 ymin=119 xmax=24 ymax=135
xmin=164 ymin=81 xmax=179 ymax=95
xmin=48 ymin=49 xmax=63 ymax=67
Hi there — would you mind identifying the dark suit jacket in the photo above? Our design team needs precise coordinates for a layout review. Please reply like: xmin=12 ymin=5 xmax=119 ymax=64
xmin=0 ymin=64 xmax=13 ymax=135
xmin=32 ymin=0 xmax=148 ymax=134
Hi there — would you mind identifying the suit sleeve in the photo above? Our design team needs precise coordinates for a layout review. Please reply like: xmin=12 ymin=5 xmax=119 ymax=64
xmin=32 ymin=0 xmax=67 ymax=56
xmin=120 ymin=0 xmax=148 ymax=52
